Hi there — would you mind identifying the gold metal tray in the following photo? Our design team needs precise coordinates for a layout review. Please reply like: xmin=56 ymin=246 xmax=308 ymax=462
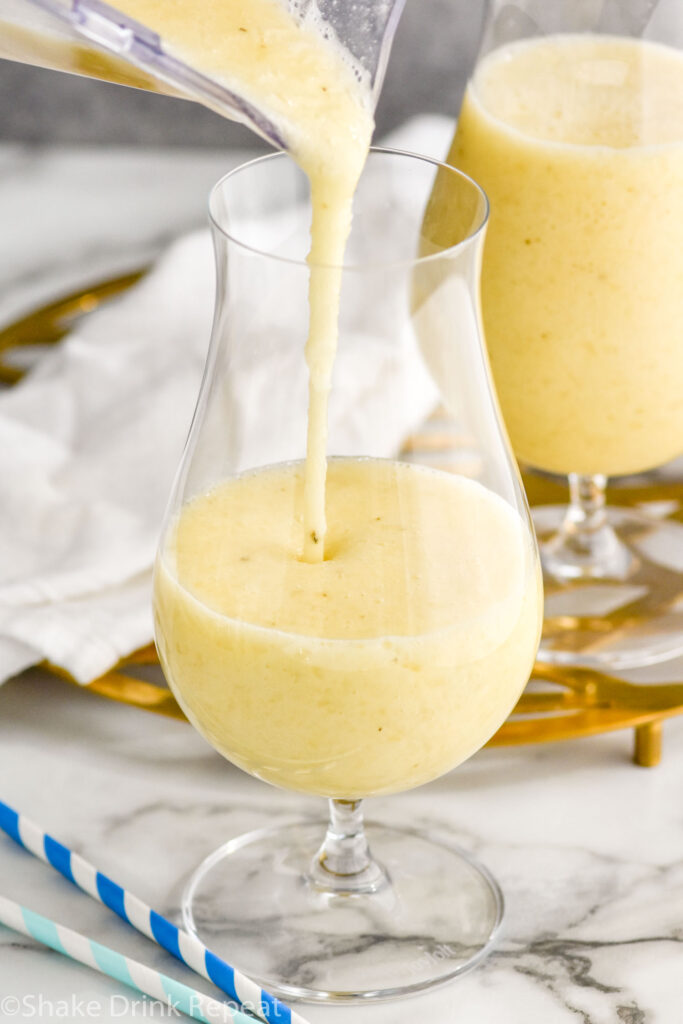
xmin=3 ymin=272 xmax=682 ymax=768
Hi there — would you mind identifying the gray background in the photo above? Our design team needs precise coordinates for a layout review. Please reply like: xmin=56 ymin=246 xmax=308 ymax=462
xmin=0 ymin=0 xmax=485 ymax=145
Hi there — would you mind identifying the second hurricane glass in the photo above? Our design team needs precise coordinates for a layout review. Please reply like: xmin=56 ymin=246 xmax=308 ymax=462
xmin=449 ymin=0 xmax=683 ymax=668
xmin=153 ymin=149 xmax=542 ymax=1001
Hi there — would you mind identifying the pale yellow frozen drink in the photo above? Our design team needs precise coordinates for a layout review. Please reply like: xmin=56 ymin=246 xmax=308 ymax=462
xmin=449 ymin=35 xmax=683 ymax=476
xmin=154 ymin=459 xmax=541 ymax=798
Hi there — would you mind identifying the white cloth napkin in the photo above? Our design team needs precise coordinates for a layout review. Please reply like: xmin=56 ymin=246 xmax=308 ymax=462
xmin=0 ymin=116 xmax=453 ymax=685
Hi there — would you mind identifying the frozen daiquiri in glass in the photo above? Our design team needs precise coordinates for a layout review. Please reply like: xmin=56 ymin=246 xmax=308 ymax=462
xmin=153 ymin=149 xmax=541 ymax=1001
xmin=449 ymin=0 xmax=683 ymax=668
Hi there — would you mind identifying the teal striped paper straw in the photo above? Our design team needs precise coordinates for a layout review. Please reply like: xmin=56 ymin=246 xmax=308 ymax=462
xmin=0 ymin=799 xmax=309 ymax=1024
xmin=0 ymin=894 xmax=256 ymax=1024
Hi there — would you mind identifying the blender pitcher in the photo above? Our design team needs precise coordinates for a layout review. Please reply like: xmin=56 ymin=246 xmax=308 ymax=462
xmin=0 ymin=0 xmax=406 ymax=147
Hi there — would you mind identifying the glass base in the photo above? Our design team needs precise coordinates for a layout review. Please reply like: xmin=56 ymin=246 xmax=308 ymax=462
xmin=181 ymin=819 xmax=504 ymax=1003
xmin=534 ymin=503 xmax=683 ymax=669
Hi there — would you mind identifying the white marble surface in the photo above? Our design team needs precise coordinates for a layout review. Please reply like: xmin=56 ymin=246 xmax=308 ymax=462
xmin=2 ymin=669 xmax=683 ymax=1024
xmin=1 ymin=145 xmax=682 ymax=1023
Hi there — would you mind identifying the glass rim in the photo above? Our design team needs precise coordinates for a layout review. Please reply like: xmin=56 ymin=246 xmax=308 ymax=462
xmin=208 ymin=145 xmax=489 ymax=272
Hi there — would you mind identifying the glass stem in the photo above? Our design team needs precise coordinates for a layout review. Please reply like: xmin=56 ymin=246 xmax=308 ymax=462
xmin=542 ymin=473 xmax=635 ymax=581
xmin=309 ymin=800 xmax=388 ymax=895
xmin=566 ymin=472 xmax=608 ymax=535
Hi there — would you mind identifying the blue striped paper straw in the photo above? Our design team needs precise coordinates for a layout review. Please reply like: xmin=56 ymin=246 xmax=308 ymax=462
xmin=0 ymin=799 xmax=309 ymax=1024
xmin=0 ymin=894 xmax=256 ymax=1024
